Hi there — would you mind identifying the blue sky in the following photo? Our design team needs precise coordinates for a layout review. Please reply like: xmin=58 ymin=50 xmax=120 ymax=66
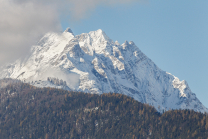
xmin=61 ymin=1 xmax=208 ymax=107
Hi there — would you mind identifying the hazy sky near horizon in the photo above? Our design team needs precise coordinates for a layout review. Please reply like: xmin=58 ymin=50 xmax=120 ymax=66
xmin=0 ymin=0 xmax=208 ymax=108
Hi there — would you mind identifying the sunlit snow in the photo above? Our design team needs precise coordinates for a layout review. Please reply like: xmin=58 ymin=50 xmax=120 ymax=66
xmin=0 ymin=28 xmax=207 ymax=113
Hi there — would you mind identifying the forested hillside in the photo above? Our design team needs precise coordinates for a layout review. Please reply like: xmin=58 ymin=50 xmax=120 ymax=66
xmin=0 ymin=79 xmax=208 ymax=139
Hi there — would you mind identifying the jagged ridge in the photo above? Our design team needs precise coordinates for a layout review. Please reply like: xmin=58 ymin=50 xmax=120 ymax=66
xmin=0 ymin=28 xmax=207 ymax=113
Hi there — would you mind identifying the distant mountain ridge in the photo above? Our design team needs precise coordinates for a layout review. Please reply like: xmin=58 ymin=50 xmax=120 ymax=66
xmin=0 ymin=28 xmax=207 ymax=113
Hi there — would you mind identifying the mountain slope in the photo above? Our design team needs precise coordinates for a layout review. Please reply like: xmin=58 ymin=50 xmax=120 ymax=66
xmin=0 ymin=28 xmax=207 ymax=113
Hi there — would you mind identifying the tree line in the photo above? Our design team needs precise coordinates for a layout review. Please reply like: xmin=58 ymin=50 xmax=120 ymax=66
xmin=0 ymin=80 xmax=207 ymax=139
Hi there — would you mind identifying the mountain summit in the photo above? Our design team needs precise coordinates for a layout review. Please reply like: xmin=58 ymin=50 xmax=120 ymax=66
xmin=0 ymin=28 xmax=207 ymax=113
xmin=64 ymin=27 xmax=74 ymax=35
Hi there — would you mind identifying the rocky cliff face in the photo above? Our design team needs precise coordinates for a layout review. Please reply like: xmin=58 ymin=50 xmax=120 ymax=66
xmin=0 ymin=28 xmax=207 ymax=113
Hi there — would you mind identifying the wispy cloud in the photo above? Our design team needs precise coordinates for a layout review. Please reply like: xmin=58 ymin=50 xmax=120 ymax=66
xmin=67 ymin=0 xmax=143 ymax=19
xmin=0 ymin=0 xmax=60 ymax=65
xmin=0 ymin=0 xmax=145 ymax=65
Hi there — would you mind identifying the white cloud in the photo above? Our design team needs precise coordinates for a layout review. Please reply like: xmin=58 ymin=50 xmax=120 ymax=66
xmin=0 ymin=0 xmax=144 ymax=65
xmin=0 ymin=0 xmax=60 ymax=65
xmin=61 ymin=0 xmax=143 ymax=20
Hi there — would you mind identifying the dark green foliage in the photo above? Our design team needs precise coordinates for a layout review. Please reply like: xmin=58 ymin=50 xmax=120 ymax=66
xmin=0 ymin=81 xmax=208 ymax=139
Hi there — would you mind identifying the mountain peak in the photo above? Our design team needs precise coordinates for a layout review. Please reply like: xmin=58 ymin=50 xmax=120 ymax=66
xmin=89 ymin=29 xmax=110 ymax=41
xmin=64 ymin=27 xmax=74 ymax=34
xmin=1 ymin=29 xmax=207 ymax=114
xmin=115 ymin=40 xmax=120 ymax=46
xmin=96 ymin=29 xmax=103 ymax=33
xmin=123 ymin=40 xmax=129 ymax=45
xmin=129 ymin=41 xmax=135 ymax=46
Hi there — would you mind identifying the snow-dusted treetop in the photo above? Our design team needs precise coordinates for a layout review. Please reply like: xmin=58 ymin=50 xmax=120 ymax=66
xmin=0 ymin=28 xmax=207 ymax=113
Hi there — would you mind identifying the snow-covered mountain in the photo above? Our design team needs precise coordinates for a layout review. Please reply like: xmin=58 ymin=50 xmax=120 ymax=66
xmin=0 ymin=28 xmax=207 ymax=113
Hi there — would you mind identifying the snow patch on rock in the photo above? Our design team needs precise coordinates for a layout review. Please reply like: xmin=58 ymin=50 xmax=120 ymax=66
xmin=0 ymin=28 xmax=207 ymax=113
